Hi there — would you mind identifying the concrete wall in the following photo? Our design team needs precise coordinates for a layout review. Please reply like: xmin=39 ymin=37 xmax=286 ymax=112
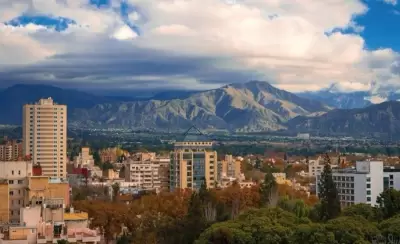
xmin=0 ymin=183 xmax=9 ymax=223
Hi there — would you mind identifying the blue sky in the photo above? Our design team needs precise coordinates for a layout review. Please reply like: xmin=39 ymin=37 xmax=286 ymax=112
xmin=0 ymin=0 xmax=399 ymax=93
xmin=357 ymin=0 xmax=400 ymax=51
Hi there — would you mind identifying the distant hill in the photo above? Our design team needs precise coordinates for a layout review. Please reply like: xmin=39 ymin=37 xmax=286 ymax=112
xmin=70 ymin=81 xmax=331 ymax=132
xmin=0 ymin=84 xmax=113 ymax=124
xmin=287 ymin=101 xmax=400 ymax=138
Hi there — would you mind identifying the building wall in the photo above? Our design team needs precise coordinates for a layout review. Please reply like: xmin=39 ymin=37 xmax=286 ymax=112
xmin=8 ymin=227 xmax=36 ymax=243
xmin=0 ymin=183 xmax=9 ymax=223
xmin=27 ymin=177 xmax=70 ymax=206
xmin=23 ymin=98 xmax=67 ymax=179
xmin=0 ymin=161 xmax=32 ymax=224
xmin=0 ymin=140 xmax=23 ymax=161
xmin=170 ymin=141 xmax=218 ymax=190
xmin=0 ymin=161 xmax=33 ymax=179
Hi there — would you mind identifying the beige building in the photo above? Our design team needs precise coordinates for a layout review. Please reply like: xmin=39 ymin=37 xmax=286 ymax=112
xmin=218 ymin=155 xmax=241 ymax=180
xmin=73 ymin=147 xmax=94 ymax=167
xmin=170 ymin=127 xmax=218 ymax=190
xmin=124 ymin=154 xmax=170 ymax=191
xmin=23 ymin=98 xmax=67 ymax=179
xmin=0 ymin=138 xmax=23 ymax=161
xmin=0 ymin=160 xmax=33 ymax=224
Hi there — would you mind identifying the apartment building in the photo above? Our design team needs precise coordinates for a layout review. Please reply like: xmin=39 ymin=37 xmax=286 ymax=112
xmin=316 ymin=161 xmax=384 ymax=207
xmin=170 ymin=126 xmax=218 ymax=191
xmin=308 ymin=159 xmax=339 ymax=177
xmin=218 ymin=155 xmax=241 ymax=180
xmin=0 ymin=198 xmax=100 ymax=244
xmin=73 ymin=147 xmax=94 ymax=167
xmin=124 ymin=154 xmax=170 ymax=192
xmin=0 ymin=138 xmax=23 ymax=161
xmin=0 ymin=160 xmax=33 ymax=224
xmin=23 ymin=98 xmax=67 ymax=179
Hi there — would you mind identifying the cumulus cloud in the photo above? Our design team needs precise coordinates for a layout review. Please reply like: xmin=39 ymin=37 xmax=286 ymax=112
xmin=0 ymin=0 xmax=399 ymax=93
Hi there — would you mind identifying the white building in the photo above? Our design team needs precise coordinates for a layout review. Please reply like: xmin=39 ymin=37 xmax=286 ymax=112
xmin=23 ymin=98 xmax=67 ymax=179
xmin=316 ymin=161 xmax=384 ymax=207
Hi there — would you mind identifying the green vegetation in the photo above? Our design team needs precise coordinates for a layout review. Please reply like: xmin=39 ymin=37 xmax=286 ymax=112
xmin=318 ymin=154 xmax=341 ymax=221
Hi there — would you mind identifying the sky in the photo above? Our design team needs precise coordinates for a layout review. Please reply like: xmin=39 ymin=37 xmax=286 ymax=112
xmin=0 ymin=0 xmax=400 ymax=93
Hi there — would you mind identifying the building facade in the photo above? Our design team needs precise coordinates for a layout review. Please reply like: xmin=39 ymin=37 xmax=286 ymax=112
xmin=23 ymin=98 xmax=67 ymax=179
xmin=0 ymin=160 xmax=33 ymax=224
xmin=124 ymin=154 xmax=170 ymax=192
xmin=218 ymin=155 xmax=241 ymax=180
xmin=170 ymin=127 xmax=218 ymax=191
xmin=316 ymin=161 xmax=384 ymax=207
xmin=0 ymin=138 xmax=23 ymax=161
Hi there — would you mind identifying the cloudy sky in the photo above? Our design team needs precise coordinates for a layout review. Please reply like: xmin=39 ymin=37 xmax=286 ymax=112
xmin=1 ymin=0 xmax=400 ymax=93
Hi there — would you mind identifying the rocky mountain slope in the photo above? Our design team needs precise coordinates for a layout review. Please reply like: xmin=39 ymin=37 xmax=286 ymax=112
xmin=70 ymin=81 xmax=331 ymax=132
xmin=287 ymin=101 xmax=400 ymax=138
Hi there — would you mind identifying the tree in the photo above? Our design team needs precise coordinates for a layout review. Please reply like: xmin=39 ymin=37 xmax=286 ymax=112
xmin=57 ymin=240 xmax=69 ymax=244
xmin=318 ymin=153 xmax=341 ymax=221
xmin=112 ymin=183 xmax=120 ymax=202
xmin=377 ymin=189 xmax=400 ymax=219
xmin=259 ymin=171 xmax=277 ymax=207
xmin=342 ymin=203 xmax=382 ymax=222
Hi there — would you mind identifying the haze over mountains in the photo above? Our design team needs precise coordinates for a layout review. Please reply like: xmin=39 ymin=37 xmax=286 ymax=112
xmin=298 ymin=81 xmax=400 ymax=109
xmin=1 ymin=81 xmax=400 ymax=138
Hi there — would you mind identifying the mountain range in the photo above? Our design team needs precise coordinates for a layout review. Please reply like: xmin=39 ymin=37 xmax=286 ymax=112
xmin=297 ymin=82 xmax=400 ymax=109
xmin=1 ymin=81 xmax=400 ymax=137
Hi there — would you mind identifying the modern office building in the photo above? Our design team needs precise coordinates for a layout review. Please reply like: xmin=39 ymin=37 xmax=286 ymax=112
xmin=316 ymin=161 xmax=384 ymax=207
xmin=23 ymin=98 xmax=67 ymax=179
xmin=170 ymin=126 xmax=218 ymax=191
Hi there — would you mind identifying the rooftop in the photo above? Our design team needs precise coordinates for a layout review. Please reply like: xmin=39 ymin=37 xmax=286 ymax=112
xmin=178 ymin=126 xmax=211 ymax=143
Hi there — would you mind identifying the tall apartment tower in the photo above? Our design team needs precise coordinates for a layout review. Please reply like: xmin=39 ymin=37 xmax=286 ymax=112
xmin=22 ymin=98 xmax=67 ymax=179
xmin=170 ymin=126 xmax=217 ymax=191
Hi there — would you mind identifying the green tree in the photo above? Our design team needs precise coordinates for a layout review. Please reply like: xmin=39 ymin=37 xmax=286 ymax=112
xmin=325 ymin=216 xmax=381 ymax=244
xmin=377 ymin=189 xmax=400 ymax=219
xmin=318 ymin=154 xmax=341 ymax=221
xmin=112 ymin=183 xmax=120 ymax=202
xmin=93 ymin=151 xmax=101 ymax=166
xmin=342 ymin=203 xmax=382 ymax=222
xmin=57 ymin=240 xmax=69 ymax=244
xmin=259 ymin=171 xmax=277 ymax=207
xmin=290 ymin=224 xmax=336 ymax=244
xmin=378 ymin=215 xmax=400 ymax=241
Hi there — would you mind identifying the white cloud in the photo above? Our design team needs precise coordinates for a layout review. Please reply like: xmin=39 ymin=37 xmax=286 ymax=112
xmin=382 ymin=0 xmax=397 ymax=5
xmin=0 ymin=0 xmax=399 ymax=92
xmin=112 ymin=25 xmax=138 ymax=40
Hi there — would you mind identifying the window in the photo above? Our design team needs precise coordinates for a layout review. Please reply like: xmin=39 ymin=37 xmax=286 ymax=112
xmin=367 ymin=184 xmax=371 ymax=188
xmin=11 ymin=170 xmax=14 ymax=175
xmin=367 ymin=197 xmax=371 ymax=202
xmin=367 ymin=190 xmax=371 ymax=195
xmin=9 ymin=191 xmax=13 ymax=196
xmin=8 ymin=180 xmax=13 ymax=184
xmin=367 ymin=177 xmax=370 ymax=182
xmin=18 ymin=170 xmax=21 ymax=175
